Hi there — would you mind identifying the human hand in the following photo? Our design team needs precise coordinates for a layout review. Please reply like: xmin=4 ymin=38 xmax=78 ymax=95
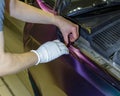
xmin=31 ymin=40 xmax=69 ymax=65
xmin=55 ymin=16 xmax=79 ymax=45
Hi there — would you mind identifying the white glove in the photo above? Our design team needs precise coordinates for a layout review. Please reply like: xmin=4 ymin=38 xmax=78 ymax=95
xmin=31 ymin=40 xmax=69 ymax=65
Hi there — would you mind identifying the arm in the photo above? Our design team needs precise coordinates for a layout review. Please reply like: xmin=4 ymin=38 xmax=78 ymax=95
xmin=7 ymin=0 xmax=79 ymax=44
xmin=0 ymin=32 xmax=68 ymax=76
xmin=8 ymin=0 xmax=56 ymax=24
xmin=0 ymin=32 xmax=37 ymax=76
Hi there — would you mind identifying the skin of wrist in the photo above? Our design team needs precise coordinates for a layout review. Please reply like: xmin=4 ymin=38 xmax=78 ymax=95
xmin=52 ymin=15 xmax=62 ymax=27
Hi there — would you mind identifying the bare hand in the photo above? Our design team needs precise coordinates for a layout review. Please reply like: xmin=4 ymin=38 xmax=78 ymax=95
xmin=55 ymin=16 xmax=79 ymax=45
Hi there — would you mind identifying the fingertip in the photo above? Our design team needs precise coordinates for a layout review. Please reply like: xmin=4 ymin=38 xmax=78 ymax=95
xmin=72 ymin=26 xmax=79 ymax=39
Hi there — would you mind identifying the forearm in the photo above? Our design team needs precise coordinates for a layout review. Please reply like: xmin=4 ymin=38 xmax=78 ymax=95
xmin=0 ymin=51 xmax=37 ymax=76
xmin=9 ymin=0 xmax=58 ymax=26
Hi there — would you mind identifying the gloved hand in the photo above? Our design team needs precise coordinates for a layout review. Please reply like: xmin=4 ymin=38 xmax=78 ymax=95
xmin=31 ymin=40 xmax=69 ymax=65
